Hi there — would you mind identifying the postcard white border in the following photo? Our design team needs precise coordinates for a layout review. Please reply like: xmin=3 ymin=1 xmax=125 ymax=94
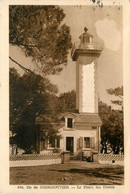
xmin=0 ymin=0 xmax=130 ymax=193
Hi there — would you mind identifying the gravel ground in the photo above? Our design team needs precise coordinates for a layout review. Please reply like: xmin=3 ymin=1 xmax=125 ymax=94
xmin=10 ymin=161 xmax=124 ymax=185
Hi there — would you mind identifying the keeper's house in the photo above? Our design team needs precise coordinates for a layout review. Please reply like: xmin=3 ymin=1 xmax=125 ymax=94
xmin=36 ymin=112 xmax=102 ymax=159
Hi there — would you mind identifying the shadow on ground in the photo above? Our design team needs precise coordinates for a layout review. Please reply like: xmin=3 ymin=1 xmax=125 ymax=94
xmin=49 ymin=167 xmax=124 ymax=182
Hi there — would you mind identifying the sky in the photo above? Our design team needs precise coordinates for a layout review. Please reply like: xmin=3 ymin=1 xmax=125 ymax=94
xmin=9 ymin=5 xmax=123 ymax=108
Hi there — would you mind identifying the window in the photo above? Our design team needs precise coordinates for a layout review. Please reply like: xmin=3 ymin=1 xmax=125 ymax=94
xmin=84 ymin=137 xmax=90 ymax=148
xmin=49 ymin=138 xmax=55 ymax=148
xmin=49 ymin=137 xmax=60 ymax=148
xmin=56 ymin=137 xmax=60 ymax=148
xmin=84 ymin=137 xmax=95 ymax=148
xmin=67 ymin=118 xmax=73 ymax=128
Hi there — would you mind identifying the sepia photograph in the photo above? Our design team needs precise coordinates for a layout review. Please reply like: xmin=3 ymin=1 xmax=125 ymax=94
xmin=8 ymin=4 xmax=124 ymax=186
xmin=1 ymin=1 xmax=130 ymax=193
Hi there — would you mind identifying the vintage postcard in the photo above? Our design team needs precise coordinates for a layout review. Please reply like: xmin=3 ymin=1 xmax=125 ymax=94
xmin=0 ymin=0 xmax=130 ymax=193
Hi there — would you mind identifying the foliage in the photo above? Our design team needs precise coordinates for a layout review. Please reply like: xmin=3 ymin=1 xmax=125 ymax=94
xmin=99 ymin=86 xmax=123 ymax=154
xmin=9 ymin=5 xmax=72 ymax=75
xmin=9 ymin=69 xmax=76 ymax=153
xmin=10 ymin=68 xmax=58 ymax=153
xmin=99 ymin=101 xmax=123 ymax=154
xmin=58 ymin=90 xmax=77 ymax=113
xmin=106 ymin=86 xmax=123 ymax=107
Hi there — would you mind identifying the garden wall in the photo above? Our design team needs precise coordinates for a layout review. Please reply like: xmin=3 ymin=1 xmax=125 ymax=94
xmin=10 ymin=153 xmax=61 ymax=167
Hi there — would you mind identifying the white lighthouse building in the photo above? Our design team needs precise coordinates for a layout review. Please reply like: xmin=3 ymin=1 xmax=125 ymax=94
xmin=72 ymin=27 xmax=102 ymax=113
xmin=37 ymin=28 xmax=103 ymax=161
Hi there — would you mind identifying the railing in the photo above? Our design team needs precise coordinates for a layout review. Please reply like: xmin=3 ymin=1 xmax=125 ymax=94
xmin=10 ymin=153 xmax=61 ymax=161
xmin=10 ymin=153 xmax=61 ymax=167
xmin=71 ymin=41 xmax=104 ymax=56
xmin=98 ymin=154 xmax=124 ymax=165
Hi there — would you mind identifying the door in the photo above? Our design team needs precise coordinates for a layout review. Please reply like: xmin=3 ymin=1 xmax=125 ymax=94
xmin=66 ymin=137 xmax=74 ymax=153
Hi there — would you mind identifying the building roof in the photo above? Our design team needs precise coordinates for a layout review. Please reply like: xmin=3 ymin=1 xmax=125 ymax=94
xmin=74 ymin=113 xmax=102 ymax=124
xmin=59 ymin=112 xmax=102 ymax=125
xmin=59 ymin=112 xmax=76 ymax=119
xmin=36 ymin=112 xmax=102 ymax=126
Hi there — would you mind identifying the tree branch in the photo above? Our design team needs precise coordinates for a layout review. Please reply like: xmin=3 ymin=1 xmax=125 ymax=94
xmin=9 ymin=56 xmax=34 ymax=74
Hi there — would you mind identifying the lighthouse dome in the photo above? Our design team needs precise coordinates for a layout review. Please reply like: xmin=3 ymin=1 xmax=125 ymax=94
xmin=79 ymin=27 xmax=94 ymax=49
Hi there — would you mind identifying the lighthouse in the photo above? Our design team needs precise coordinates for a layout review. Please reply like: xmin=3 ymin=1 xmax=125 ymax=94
xmin=37 ymin=27 xmax=103 ymax=158
xmin=72 ymin=27 xmax=103 ymax=114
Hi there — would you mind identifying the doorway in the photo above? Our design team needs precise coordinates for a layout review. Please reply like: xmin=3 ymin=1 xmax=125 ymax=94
xmin=66 ymin=137 xmax=74 ymax=153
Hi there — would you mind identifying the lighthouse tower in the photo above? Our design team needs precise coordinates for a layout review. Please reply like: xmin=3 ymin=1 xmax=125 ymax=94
xmin=72 ymin=27 xmax=103 ymax=114
xmin=36 ymin=27 xmax=103 ymax=157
